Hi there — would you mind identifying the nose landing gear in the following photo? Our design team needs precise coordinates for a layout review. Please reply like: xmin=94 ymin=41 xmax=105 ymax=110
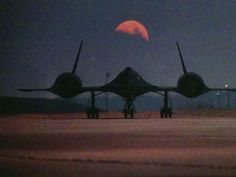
xmin=123 ymin=98 xmax=135 ymax=118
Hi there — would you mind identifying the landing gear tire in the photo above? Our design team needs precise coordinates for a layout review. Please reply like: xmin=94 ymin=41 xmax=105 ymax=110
xmin=124 ymin=109 xmax=128 ymax=119
xmin=124 ymin=111 xmax=128 ymax=119
xmin=87 ymin=108 xmax=99 ymax=119
xmin=123 ymin=109 xmax=134 ymax=119
xmin=130 ymin=109 xmax=134 ymax=118
xmin=160 ymin=108 xmax=172 ymax=119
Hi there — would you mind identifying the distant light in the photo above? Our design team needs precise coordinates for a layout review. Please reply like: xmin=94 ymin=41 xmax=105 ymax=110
xmin=225 ymin=84 xmax=229 ymax=88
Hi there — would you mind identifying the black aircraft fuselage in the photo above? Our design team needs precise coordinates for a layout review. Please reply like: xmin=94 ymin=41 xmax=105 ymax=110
xmin=103 ymin=67 xmax=156 ymax=99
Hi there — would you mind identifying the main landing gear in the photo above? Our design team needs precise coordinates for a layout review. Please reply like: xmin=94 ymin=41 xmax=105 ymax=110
xmin=123 ymin=98 xmax=135 ymax=119
xmin=160 ymin=91 xmax=172 ymax=118
xmin=86 ymin=91 xmax=99 ymax=119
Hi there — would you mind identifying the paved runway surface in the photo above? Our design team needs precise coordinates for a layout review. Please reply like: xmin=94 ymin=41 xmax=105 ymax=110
xmin=0 ymin=114 xmax=236 ymax=177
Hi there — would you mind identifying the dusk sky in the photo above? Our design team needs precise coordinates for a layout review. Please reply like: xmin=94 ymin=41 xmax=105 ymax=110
xmin=1 ymin=0 xmax=236 ymax=98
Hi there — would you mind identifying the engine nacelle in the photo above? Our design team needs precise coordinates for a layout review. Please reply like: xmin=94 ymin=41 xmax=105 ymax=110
xmin=177 ymin=72 xmax=209 ymax=98
xmin=50 ymin=72 xmax=82 ymax=98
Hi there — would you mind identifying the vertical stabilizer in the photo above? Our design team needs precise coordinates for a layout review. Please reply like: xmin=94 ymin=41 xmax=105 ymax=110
xmin=72 ymin=41 xmax=83 ymax=74
xmin=176 ymin=41 xmax=187 ymax=74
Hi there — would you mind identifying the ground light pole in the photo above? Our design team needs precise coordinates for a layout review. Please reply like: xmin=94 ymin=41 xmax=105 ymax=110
xmin=225 ymin=84 xmax=230 ymax=110
xmin=216 ymin=91 xmax=221 ymax=110
xmin=105 ymin=72 xmax=110 ymax=112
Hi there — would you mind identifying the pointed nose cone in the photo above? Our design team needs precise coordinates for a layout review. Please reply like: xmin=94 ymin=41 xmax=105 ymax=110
xmin=124 ymin=66 xmax=133 ymax=73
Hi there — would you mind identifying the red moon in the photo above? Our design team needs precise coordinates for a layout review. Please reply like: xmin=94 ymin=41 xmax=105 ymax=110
xmin=115 ymin=20 xmax=149 ymax=41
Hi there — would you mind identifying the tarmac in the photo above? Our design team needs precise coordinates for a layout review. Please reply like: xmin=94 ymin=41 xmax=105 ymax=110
xmin=0 ymin=113 xmax=236 ymax=177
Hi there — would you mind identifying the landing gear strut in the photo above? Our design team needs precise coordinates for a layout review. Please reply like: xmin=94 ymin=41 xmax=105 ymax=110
xmin=160 ymin=91 xmax=172 ymax=118
xmin=87 ymin=91 xmax=99 ymax=119
xmin=123 ymin=98 xmax=135 ymax=119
